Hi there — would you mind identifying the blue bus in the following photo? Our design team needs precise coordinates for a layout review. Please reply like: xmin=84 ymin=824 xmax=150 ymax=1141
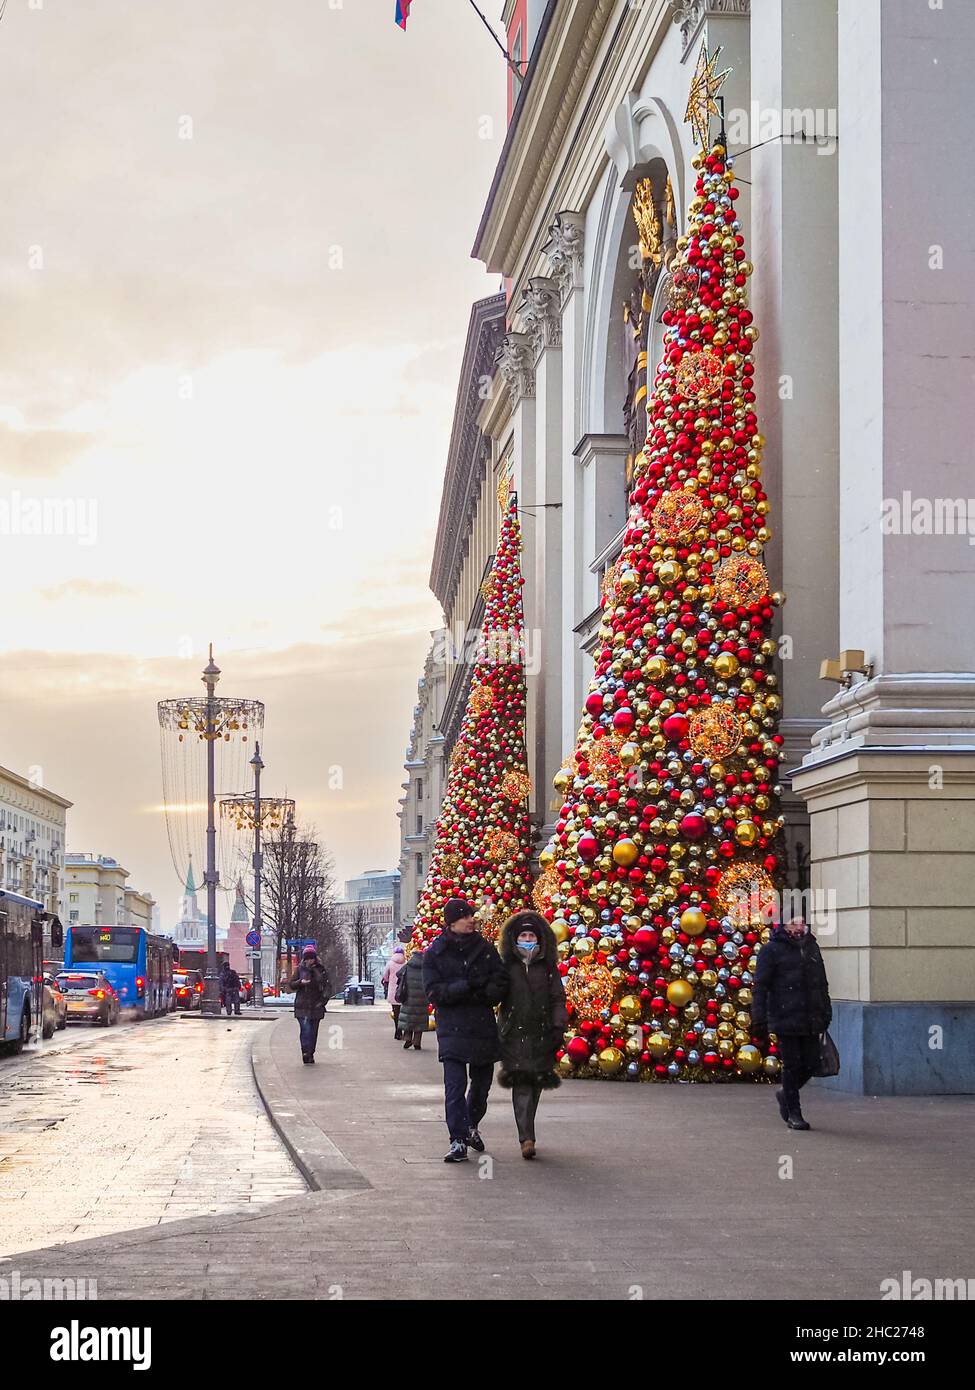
xmin=64 ymin=925 xmax=175 ymax=1018
xmin=0 ymin=889 xmax=45 ymax=1048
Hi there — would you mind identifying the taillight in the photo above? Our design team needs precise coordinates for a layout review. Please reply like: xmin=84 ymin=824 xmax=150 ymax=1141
xmin=195 ymin=982 xmax=203 ymax=992
xmin=88 ymin=989 xmax=105 ymax=999
xmin=177 ymin=988 xmax=188 ymax=996
xmin=135 ymin=976 xmax=145 ymax=992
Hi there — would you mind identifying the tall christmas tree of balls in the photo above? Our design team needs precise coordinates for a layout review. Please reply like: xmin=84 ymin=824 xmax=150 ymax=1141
xmin=409 ymin=482 xmax=535 ymax=949
xmin=539 ymin=54 xmax=786 ymax=1083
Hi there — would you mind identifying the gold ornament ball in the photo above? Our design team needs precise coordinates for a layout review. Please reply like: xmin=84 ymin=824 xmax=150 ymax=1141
xmin=618 ymin=994 xmax=642 ymax=1024
xmin=625 ymin=1037 xmax=643 ymax=1058
xmin=735 ymin=821 xmax=760 ymax=846
xmin=763 ymin=1055 xmax=782 ymax=1077
xmin=713 ymin=652 xmax=740 ymax=679
xmin=736 ymin=1044 xmax=763 ymax=1073
xmin=647 ymin=1031 xmax=671 ymax=1059
xmin=557 ymin=1055 xmax=576 ymax=1078
xmin=539 ymin=845 xmax=555 ymax=871
xmin=596 ymin=1047 xmax=625 ymax=1077
xmin=551 ymin=919 xmax=571 ymax=944
xmin=613 ymin=838 xmax=640 ymax=868
xmin=679 ymin=906 xmax=708 ymax=937
xmin=667 ymin=979 xmax=695 ymax=1008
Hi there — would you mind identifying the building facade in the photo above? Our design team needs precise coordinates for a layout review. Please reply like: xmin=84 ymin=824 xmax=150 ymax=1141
xmin=0 ymin=764 xmax=71 ymax=921
xmin=397 ymin=631 xmax=448 ymax=930
xmin=332 ymin=869 xmax=400 ymax=984
xmin=63 ymin=853 xmax=155 ymax=932
xmin=405 ymin=0 xmax=975 ymax=1093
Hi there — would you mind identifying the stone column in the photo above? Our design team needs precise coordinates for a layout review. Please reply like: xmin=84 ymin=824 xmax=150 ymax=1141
xmin=573 ymin=433 xmax=631 ymax=613
xmin=748 ymin=0 xmax=840 ymax=868
xmin=792 ymin=0 xmax=975 ymax=1094
xmin=545 ymin=212 xmax=588 ymax=764
xmin=520 ymin=276 xmax=564 ymax=844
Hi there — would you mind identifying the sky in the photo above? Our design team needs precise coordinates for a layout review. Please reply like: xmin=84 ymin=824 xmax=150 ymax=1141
xmin=0 ymin=0 xmax=505 ymax=927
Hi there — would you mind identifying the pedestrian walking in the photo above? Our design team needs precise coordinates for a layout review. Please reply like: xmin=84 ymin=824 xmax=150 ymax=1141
xmin=382 ymin=944 xmax=407 ymax=1039
xmin=396 ymin=946 xmax=429 ymax=1050
xmin=752 ymin=916 xmax=833 ymax=1131
xmin=496 ymin=911 xmax=567 ymax=1160
xmin=220 ymin=962 xmax=242 ymax=1017
xmin=422 ymin=898 xmax=506 ymax=1164
xmin=286 ymin=945 xmax=331 ymax=1064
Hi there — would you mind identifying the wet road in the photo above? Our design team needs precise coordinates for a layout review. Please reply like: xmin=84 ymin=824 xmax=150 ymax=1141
xmin=0 ymin=1014 xmax=305 ymax=1255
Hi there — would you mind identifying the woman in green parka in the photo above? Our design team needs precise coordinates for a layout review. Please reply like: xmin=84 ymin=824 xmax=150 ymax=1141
xmin=497 ymin=911 xmax=568 ymax=1159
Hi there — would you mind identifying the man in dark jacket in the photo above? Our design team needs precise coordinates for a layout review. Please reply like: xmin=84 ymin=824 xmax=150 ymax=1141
xmin=286 ymin=945 xmax=331 ymax=1064
xmin=422 ymin=898 xmax=506 ymax=1163
xmin=752 ymin=917 xmax=832 ymax=1130
xmin=220 ymin=962 xmax=242 ymax=1017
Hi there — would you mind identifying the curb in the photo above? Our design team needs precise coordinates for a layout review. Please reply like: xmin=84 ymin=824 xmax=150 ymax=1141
xmin=251 ymin=1017 xmax=372 ymax=1195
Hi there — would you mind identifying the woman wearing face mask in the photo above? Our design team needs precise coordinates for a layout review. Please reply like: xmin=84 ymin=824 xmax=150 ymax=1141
xmin=497 ymin=911 xmax=568 ymax=1159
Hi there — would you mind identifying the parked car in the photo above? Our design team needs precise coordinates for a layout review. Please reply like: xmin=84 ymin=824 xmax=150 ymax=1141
xmin=341 ymin=978 xmax=376 ymax=1006
xmin=56 ymin=971 xmax=120 ymax=1026
xmin=173 ymin=970 xmax=203 ymax=1010
xmin=41 ymin=973 xmax=68 ymax=1037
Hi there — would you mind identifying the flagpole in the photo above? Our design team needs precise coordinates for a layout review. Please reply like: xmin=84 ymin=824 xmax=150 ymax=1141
xmin=466 ymin=0 xmax=522 ymax=80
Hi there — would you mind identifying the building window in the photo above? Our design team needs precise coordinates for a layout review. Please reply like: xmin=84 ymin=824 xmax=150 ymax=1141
xmin=69 ymin=910 xmax=79 ymax=923
xmin=415 ymin=854 xmax=423 ymax=879
xmin=69 ymin=892 xmax=78 ymax=903
xmin=416 ymin=777 xmax=423 ymax=800
xmin=510 ymin=27 xmax=523 ymax=109
xmin=416 ymin=813 xmax=423 ymax=835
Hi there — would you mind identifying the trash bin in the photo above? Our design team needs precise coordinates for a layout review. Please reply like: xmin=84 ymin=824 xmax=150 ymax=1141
xmin=344 ymin=984 xmax=362 ymax=1006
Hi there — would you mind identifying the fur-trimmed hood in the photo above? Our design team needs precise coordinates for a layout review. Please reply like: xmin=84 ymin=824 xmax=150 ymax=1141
xmin=499 ymin=911 xmax=559 ymax=967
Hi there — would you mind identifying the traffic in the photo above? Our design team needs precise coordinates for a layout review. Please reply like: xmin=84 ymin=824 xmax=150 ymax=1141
xmin=0 ymin=904 xmax=278 ymax=1058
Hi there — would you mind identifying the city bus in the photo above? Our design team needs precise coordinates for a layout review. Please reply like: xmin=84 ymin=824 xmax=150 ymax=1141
xmin=0 ymin=890 xmax=45 ymax=1049
xmin=63 ymin=925 xmax=175 ymax=1018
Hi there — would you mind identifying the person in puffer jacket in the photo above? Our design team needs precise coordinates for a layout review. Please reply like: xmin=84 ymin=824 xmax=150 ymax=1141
xmin=496 ymin=911 xmax=567 ymax=1160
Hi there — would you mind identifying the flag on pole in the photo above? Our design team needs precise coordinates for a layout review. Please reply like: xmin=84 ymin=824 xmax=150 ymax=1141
xmin=395 ymin=1 xmax=413 ymax=29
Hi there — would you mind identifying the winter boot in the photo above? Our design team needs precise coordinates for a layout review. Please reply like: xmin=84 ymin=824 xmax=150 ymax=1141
xmin=775 ymin=1089 xmax=790 ymax=1124
xmin=787 ymin=1107 xmax=811 ymax=1131
xmin=520 ymin=1140 xmax=536 ymax=1160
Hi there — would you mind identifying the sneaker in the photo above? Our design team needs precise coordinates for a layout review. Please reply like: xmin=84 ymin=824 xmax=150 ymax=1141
xmin=787 ymin=1114 xmax=811 ymax=1131
xmin=301 ymin=1053 xmax=310 ymax=1064
xmin=520 ymin=1139 xmax=536 ymax=1160
xmin=466 ymin=1128 xmax=485 ymax=1153
xmin=776 ymin=1089 xmax=790 ymax=1124
xmin=443 ymin=1141 xmax=469 ymax=1163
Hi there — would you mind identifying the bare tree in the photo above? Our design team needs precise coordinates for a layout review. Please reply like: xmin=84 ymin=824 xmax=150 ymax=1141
xmin=348 ymin=903 xmax=381 ymax=981
xmin=242 ymin=821 xmax=347 ymax=988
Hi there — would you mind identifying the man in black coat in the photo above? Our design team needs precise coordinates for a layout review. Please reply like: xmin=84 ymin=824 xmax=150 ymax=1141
xmin=422 ymin=898 xmax=506 ymax=1163
xmin=752 ymin=917 xmax=832 ymax=1130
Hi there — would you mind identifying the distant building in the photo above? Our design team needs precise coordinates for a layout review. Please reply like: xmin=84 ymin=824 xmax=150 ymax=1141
xmin=0 ymin=763 xmax=72 ymax=924
xmin=63 ymin=853 xmax=155 ymax=932
xmin=226 ymin=879 xmax=251 ymax=975
xmin=397 ymin=631 xmax=448 ymax=932
xmin=170 ymin=855 xmax=226 ymax=952
xmin=332 ymin=870 xmax=400 ymax=985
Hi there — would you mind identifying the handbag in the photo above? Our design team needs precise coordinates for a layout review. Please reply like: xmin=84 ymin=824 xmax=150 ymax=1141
xmin=813 ymin=1030 xmax=840 ymax=1078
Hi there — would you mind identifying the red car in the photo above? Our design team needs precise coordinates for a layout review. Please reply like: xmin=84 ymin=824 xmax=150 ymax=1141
xmin=173 ymin=970 xmax=204 ymax=1010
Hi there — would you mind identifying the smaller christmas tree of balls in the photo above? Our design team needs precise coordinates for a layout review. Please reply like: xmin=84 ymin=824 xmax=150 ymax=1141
xmin=539 ymin=51 xmax=787 ymax=1083
xmin=409 ymin=480 xmax=535 ymax=948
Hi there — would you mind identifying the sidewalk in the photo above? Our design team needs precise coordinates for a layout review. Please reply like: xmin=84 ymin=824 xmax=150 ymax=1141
xmin=6 ymin=1003 xmax=974 ymax=1300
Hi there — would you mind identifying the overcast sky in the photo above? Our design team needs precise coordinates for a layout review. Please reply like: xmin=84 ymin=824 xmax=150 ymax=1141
xmin=0 ymin=0 xmax=504 ymax=925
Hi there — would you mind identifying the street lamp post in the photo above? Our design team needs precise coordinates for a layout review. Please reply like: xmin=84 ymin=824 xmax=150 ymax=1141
xmin=201 ymin=648 xmax=222 ymax=1017
xmin=250 ymin=744 xmax=265 ymax=1007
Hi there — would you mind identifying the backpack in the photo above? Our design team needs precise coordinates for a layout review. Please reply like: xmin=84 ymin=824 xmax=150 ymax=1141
xmin=394 ymin=962 xmax=409 ymax=1005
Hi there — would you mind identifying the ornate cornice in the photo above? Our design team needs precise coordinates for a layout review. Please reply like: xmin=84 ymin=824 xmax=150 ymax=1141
xmin=473 ymin=0 xmax=617 ymax=277
xmin=669 ymin=0 xmax=750 ymax=58
xmin=496 ymin=330 xmax=537 ymax=405
xmin=429 ymin=294 xmax=507 ymax=611
xmin=543 ymin=211 xmax=585 ymax=302
xmin=519 ymin=275 xmax=562 ymax=355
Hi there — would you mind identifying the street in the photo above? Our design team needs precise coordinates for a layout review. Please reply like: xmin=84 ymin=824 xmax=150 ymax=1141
xmin=2 ymin=1003 xmax=972 ymax=1300
xmin=0 ymin=1013 xmax=304 ymax=1257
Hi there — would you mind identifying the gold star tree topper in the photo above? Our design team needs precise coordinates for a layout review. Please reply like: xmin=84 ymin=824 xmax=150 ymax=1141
xmin=684 ymin=41 xmax=731 ymax=149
